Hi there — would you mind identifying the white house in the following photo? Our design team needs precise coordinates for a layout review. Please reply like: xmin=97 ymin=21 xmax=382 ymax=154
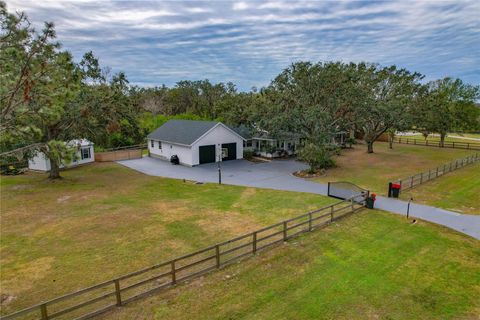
xmin=147 ymin=120 xmax=245 ymax=166
xmin=28 ymin=139 xmax=95 ymax=172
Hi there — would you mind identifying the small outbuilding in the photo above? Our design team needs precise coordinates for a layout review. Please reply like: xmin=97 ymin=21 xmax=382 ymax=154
xmin=147 ymin=120 xmax=245 ymax=166
xmin=28 ymin=139 xmax=95 ymax=172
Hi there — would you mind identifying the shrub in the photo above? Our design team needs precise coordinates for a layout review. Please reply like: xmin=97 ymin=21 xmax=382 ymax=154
xmin=243 ymin=149 xmax=255 ymax=159
xmin=297 ymin=143 xmax=336 ymax=173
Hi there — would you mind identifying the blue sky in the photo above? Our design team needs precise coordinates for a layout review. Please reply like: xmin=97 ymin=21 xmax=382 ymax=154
xmin=7 ymin=0 xmax=480 ymax=90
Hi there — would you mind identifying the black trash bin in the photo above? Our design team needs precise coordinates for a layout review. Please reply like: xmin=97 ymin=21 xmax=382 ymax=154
xmin=365 ymin=193 xmax=376 ymax=209
xmin=365 ymin=197 xmax=374 ymax=209
xmin=170 ymin=155 xmax=179 ymax=165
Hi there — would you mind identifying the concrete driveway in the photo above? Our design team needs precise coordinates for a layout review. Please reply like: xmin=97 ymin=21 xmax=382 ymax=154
xmin=118 ymin=157 xmax=328 ymax=194
xmin=118 ymin=157 xmax=480 ymax=239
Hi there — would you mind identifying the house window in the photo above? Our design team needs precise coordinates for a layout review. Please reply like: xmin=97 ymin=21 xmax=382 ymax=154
xmin=81 ymin=147 xmax=91 ymax=160
xmin=158 ymin=141 xmax=162 ymax=149
xmin=151 ymin=140 xmax=154 ymax=148
xmin=246 ymin=140 xmax=252 ymax=147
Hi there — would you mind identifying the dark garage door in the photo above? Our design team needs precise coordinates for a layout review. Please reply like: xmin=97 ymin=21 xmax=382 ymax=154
xmin=221 ymin=143 xmax=237 ymax=161
xmin=199 ymin=145 xmax=216 ymax=164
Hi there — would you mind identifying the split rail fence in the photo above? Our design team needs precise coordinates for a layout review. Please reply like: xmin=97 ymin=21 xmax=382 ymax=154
xmin=392 ymin=153 xmax=479 ymax=193
xmin=393 ymin=137 xmax=480 ymax=151
xmin=1 ymin=194 xmax=367 ymax=320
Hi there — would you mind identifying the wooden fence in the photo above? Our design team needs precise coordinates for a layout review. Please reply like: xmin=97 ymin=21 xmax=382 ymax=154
xmin=392 ymin=153 xmax=479 ymax=193
xmin=95 ymin=144 xmax=147 ymax=162
xmin=1 ymin=194 xmax=367 ymax=320
xmin=393 ymin=137 xmax=480 ymax=151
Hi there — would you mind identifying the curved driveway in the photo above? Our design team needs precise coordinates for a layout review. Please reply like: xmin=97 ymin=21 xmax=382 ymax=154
xmin=118 ymin=157 xmax=480 ymax=240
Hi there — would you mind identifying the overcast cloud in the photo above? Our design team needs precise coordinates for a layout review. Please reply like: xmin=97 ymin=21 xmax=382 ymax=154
xmin=6 ymin=0 xmax=480 ymax=90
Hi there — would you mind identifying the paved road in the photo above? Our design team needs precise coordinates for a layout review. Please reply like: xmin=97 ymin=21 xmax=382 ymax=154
xmin=118 ymin=157 xmax=480 ymax=239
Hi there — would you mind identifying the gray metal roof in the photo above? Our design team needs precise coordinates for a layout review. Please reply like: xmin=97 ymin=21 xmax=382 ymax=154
xmin=147 ymin=120 xmax=220 ymax=145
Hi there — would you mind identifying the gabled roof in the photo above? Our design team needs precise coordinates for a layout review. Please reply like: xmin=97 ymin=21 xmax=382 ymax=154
xmin=147 ymin=120 xmax=245 ymax=146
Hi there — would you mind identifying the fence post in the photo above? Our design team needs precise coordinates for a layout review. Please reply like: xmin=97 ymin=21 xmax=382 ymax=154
xmin=410 ymin=176 xmax=414 ymax=188
xmin=420 ymin=173 xmax=423 ymax=184
xmin=171 ymin=261 xmax=176 ymax=285
xmin=40 ymin=304 xmax=48 ymax=320
xmin=215 ymin=245 xmax=221 ymax=267
xmin=308 ymin=212 xmax=312 ymax=231
xmin=330 ymin=205 xmax=334 ymax=222
xmin=114 ymin=279 xmax=122 ymax=306
xmin=467 ymin=143 xmax=470 ymax=150
xmin=453 ymin=142 xmax=455 ymax=148
xmin=350 ymin=197 xmax=354 ymax=211
xmin=252 ymin=233 xmax=257 ymax=254
xmin=435 ymin=167 xmax=438 ymax=178
xmin=283 ymin=221 xmax=287 ymax=241
xmin=428 ymin=169 xmax=431 ymax=180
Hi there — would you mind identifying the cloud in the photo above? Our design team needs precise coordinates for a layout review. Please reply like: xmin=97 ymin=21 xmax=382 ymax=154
xmin=5 ymin=0 xmax=480 ymax=89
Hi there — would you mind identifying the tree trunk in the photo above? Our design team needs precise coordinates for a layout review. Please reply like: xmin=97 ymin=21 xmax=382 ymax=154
xmin=367 ymin=141 xmax=374 ymax=153
xmin=388 ymin=132 xmax=394 ymax=149
xmin=440 ymin=132 xmax=446 ymax=148
xmin=49 ymin=159 xmax=61 ymax=179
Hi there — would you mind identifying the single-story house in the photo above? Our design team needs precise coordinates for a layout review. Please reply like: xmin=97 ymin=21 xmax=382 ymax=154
xmin=28 ymin=139 xmax=95 ymax=172
xmin=233 ymin=126 xmax=301 ymax=158
xmin=147 ymin=120 xmax=245 ymax=166
xmin=234 ymin=125 xmax=350 ymax=158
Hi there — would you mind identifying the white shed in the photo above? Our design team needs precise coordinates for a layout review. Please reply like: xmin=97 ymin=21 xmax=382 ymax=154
xmin=147 ymin=120 xmax=245 ymax=166
xmin=28 ymin=139 xmax=95 ymax=172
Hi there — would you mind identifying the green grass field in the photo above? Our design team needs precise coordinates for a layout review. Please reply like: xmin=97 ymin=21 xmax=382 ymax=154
xmin=313 ymin=142 xmax=473 ymax=194
xmin=400 ymin=163 xmax=480 ymax=215
xmin=0 ymin=163 xmax=336 ymax=314
xmin=1 ymin=154 xmax=479 ymax=319
xmin=100 ymin=210 xmax=480 ymax=320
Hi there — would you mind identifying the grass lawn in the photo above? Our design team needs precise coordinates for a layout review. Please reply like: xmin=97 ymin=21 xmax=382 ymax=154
xmin=100 ymin=210 xmax=480 ymax=320
xmin=313 ymin=142 xmax=473 ymax=195
xmin=0 ymin=163 xmax=336 ymax=314
xmin=400 ymin=163 xmax=480 ymax=215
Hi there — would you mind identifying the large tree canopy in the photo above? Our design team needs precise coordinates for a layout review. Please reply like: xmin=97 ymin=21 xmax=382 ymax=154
xmin=413 ymin=78 xmax=480 ymax=146
xmin=1 ymin=2 xmax=82 ymax=178
xmin=352 ymin=63 xmax=423 ymax=153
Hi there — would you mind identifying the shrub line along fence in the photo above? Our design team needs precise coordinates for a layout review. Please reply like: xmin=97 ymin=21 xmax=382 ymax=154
xmin=393 ymin=137 xmax=480 ymax=151
xmin=1 ymin=193 xmax=368 ymax=320
xmin=388 ymin=153 xmax=480 ymax=195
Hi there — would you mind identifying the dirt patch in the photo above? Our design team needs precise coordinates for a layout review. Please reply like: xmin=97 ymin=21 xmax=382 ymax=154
xmin=57 ymin=195 xmax=72 ymax=203
xmin=0 ymin=294 xmax=17 ymax=305
xmin=10 ymin=184 xmax=32 ymax=191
